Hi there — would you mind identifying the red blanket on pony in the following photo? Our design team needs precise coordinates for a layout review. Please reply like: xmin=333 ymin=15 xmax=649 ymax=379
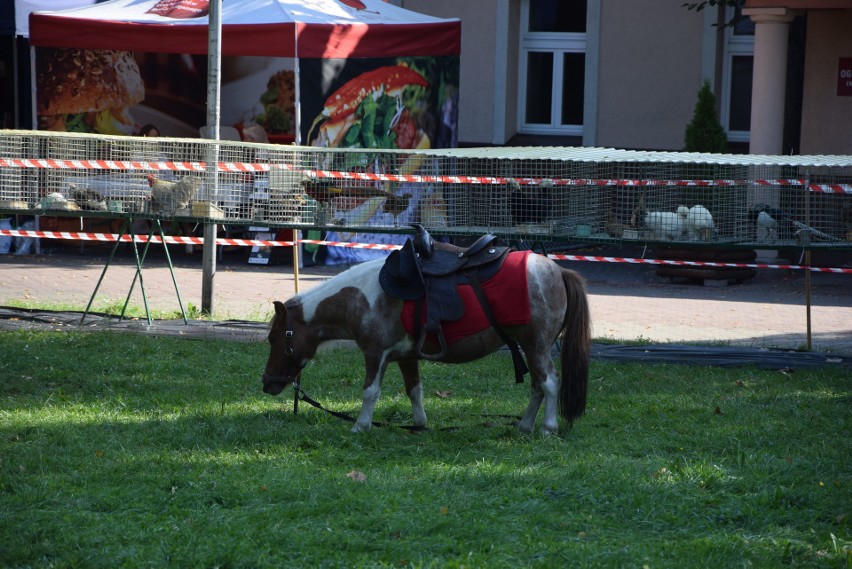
xmin=400 ymin=250 xmax=532 ymax=345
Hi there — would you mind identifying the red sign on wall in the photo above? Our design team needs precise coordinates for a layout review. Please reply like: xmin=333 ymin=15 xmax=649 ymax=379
xmin=838 ymin=58 xmax=852 ymax=96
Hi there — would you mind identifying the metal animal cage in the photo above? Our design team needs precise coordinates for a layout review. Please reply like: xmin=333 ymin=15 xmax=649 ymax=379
xmin=1 ymin=130 xmax=850 ymax=250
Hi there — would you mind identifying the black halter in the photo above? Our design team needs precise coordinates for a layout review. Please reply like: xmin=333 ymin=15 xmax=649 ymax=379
xmin=284 ymin=329 xmax=294 ymax=356
xmin=280 ymin=319 xmax=300 ymax=417
xmin=275 ymin=302 xmax=301 ymax=413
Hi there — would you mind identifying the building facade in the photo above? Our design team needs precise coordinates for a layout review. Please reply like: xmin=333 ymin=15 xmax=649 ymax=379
xmin=3 ymin=0 xmax=849 ymax=156
xmin=399 ymin=0 xmax=852 ymax=155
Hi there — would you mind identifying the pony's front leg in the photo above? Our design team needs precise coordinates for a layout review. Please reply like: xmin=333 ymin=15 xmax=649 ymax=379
xmin=398 ymin=359 xmax=426 ymax=427
xmin=353 ymin=356 xmax=388 ymax=433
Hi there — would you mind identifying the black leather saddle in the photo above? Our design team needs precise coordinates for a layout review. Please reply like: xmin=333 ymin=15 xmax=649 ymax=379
xmin=380 ymin=224 xmax=528 ymax=382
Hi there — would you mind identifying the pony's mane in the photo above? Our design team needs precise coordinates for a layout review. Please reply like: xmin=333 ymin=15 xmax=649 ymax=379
xmin=270 ymin=260 xmax=385 ymax=326
xmin=301 ymin=260 xmax=383 ymax=300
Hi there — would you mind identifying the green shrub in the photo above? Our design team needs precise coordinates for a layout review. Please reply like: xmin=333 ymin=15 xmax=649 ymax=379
xmin=685 ymin=79 xmax=728 ymax=153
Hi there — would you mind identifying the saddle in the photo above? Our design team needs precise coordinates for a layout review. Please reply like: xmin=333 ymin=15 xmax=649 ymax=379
xmin=380 ymin=224 xmax=529 ymax=382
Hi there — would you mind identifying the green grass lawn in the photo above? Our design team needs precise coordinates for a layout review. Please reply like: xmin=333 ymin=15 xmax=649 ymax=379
xmin=0 ymin=330 xmax=849 ymax=568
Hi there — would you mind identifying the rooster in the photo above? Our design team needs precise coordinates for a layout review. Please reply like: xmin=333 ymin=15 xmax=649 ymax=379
xmin=748 ymin=203 xmax=841 ymax=243
xmin=749 ymin=206 xmax=779 ymax=241
xmin=748 ymin=203 xmax=788 ymax=242
xmin=147 ymin=174 xmax=202 ymax=216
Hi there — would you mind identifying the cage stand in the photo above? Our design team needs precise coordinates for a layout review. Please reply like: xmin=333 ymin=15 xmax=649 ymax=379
xmin=80 ymin=218 xmax=188 ymax=326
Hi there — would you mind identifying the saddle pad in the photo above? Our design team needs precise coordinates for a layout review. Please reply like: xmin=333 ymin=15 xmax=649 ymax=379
xmin=400 ymin=250 xmax=532 ymax=346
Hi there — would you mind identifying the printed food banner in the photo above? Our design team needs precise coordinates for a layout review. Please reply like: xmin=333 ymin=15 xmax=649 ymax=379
xmin=33 ymin=47 xmax=459 ymax=265
xmin=298 ymin=56 xmax=460 ymax=264
xmin=34 ymin=47 xmax=202 ymax=137
xmin=33 ymin=47 xmax=297 ymax=139
xmin=223 ymin=57 xmax=296 ymax=143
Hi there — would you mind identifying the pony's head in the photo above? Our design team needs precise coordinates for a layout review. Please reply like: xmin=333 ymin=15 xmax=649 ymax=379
xmin=262 ymin=298 xmax=312 ymax=396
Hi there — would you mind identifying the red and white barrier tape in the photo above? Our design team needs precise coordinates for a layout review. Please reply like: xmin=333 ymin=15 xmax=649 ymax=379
xmin=298 ymin=238 xmax=402 ymax=250
xmin=3 ymin=229 xmax=850 ymax=273
xmin=546 ymin=253 xmax=852 ymax=274
xmin=0 ymin=229 xmax=293 ymax=248
xmin=309 ymin=169 xmax=852 ymax=194
xmin=2 ymin=157 xmax=850 ymax=193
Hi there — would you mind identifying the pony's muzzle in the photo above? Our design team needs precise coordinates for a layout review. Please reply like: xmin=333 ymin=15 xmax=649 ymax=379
xmin=261 ymin=373 xmax=292 ymax=396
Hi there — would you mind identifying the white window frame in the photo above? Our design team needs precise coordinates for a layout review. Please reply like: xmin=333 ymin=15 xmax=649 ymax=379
xmin=518 ymin=0 xmax=586 ymax=136
xmin=720 ymin=6 xmax=754 ymax=143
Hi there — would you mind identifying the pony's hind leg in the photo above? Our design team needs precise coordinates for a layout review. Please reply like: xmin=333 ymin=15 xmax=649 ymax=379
xmin=398 ymin=359 xmax=427 ymax=427
xmin=538 ymin=365 xmax=560 ymax=435
xmin=518 ymin=352 xmax=560 ymax=435
xmin=517 ymin=385 xmax=544 ymax=434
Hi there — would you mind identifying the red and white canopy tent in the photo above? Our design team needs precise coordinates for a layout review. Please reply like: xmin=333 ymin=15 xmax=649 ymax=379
xmin=27 ymin=0 xmax=461 ymax=141
xmin=28 ymin=0 xmax=461 ymax=59
xmin=26 ymin=1 xmax=462 ymax=307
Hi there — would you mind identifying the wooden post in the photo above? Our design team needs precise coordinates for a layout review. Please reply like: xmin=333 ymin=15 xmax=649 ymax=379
xmin=292 ymin=229 xmax=300 ymax=295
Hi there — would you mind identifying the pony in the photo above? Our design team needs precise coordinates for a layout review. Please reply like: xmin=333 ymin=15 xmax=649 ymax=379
xmin=261 ymin=251 xmax=591 ymax=435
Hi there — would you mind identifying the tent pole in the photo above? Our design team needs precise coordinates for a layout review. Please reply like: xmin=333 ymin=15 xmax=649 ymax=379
xmin=202 ymin=0 xmax=223 ymax=316
xmin=294 ymin=56 xmax=301 ymax=145
xmin=29 ymin=44 xmax=41 ymax=255
xmin=13 ymin=38 xmax=20 ymax=129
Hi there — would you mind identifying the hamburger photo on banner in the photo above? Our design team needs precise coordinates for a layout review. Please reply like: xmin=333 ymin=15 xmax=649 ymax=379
xmin=306 ymin=63 xmax=431 ymax=151
xmin=36 ymin=48 xmax=145 ymax=135
xmin=252 ymin=69 xmax=296 ymax=142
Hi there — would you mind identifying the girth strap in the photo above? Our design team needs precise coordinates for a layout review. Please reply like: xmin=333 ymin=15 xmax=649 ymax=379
xmin=465 ymin=269 xmax=529 ymax=383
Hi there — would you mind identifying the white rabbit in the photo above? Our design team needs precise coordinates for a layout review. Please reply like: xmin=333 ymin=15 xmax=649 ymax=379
xmin=685 ymin=205 xmax=715 ymax=241
xmin=644 ymin=207 xmax=687 ymax=241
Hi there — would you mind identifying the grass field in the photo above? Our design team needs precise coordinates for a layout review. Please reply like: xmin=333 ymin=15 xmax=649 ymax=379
xmin=0 ymin=330 xmax=849 ymax=568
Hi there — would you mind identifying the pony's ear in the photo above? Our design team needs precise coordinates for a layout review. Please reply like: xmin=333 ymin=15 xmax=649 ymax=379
xmin=273 ymin=300 xmax=287 ymax=317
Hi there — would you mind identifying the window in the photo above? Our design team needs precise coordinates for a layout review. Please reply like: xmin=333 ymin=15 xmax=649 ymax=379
xmin=721 ymin=4 xmax=754 ymax=142
xmin=519 ymin=0 xmax=587 ymax=136
xmin=528 ymin=0 xmax=586 ymax=33
xmin=728 ymin=56 xmax=753 ymax=132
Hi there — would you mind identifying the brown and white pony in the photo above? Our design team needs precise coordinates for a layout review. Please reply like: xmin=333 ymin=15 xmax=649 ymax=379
xmin=261 ymin=253 xmax=591 ymax=435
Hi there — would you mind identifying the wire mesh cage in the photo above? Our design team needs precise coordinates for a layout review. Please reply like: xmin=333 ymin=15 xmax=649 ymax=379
xmin=1 ymin=130 xmax=851 ymax=250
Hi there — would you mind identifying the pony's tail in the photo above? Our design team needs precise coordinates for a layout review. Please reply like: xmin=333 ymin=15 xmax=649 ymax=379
xmin=559 ymin=268 xmax=591 ymax=423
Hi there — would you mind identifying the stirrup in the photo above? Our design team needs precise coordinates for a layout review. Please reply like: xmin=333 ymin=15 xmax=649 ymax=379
xmin=416 ymin=326 xmax=447 ymax=360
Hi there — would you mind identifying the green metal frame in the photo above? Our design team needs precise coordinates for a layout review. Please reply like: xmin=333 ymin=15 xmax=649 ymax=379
xmin=81 ymin=218 xmax=188 ymax=326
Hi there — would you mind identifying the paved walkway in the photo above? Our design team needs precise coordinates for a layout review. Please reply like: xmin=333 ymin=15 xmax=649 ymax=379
xmin=1 ymin=242 xmax=851 ymax=355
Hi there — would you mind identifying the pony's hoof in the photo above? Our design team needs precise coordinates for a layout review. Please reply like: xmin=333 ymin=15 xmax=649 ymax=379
xmin=351 ymin=422 xmax=371 ymax=433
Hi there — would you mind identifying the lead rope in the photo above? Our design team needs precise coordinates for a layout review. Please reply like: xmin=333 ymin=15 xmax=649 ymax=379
xmin=290 ymin=383 xmax=520 ymax=432
xmin=293 ymin=383 xmax=425 ymax=431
